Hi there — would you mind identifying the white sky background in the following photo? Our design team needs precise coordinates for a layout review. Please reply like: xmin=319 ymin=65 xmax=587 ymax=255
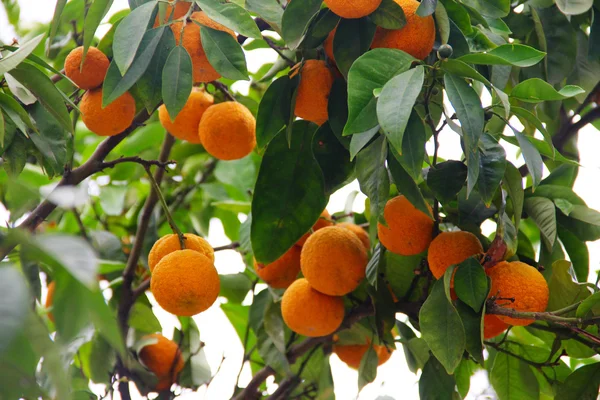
xmin=2 ymin=1 xmax=600 ymax=399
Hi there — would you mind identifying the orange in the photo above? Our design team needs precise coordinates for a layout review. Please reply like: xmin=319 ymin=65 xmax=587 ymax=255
xmin=154 ymin=1 xmax=192 ymax=27
xmin=301 ymin=226 xmax=368 ymax=296
xmin=171 ymin=11 xmax=236 ymax=82
xmin=291 ymin=60 xmax=334 ymax=126
xmin=45 ymin=280 xmax=56 ymax=323
xmin=254 ymin=246 xmax=301 ymax=289
xmin=151 ymin=250 xmax=220 ymax=316
xmin=158 ymin=90 xmax=214 ymax=143
xmin=333 ymin=341 xmax=393 ymax=369
xmin=324 ymin=28 xmax=336 ymax=63
xmin=427 ymin=231 xmax=484 ymax=280
xmin=198 ymin=101 xmax=256 ymax=160
xmin=296 ymin=210 xmax=334 ymax=247
xmin=487 ymin=261 xmax=549 ymax=326
xmin=138 ymin=334 xmax=185 ymax=391
xmin=371 ymin=0 xmax=435 ymax=60
xmin=64 ymin=46 xmax=109 ymax=89
xmin=483 ymin=314 xmax=509 ymax=339
xmin=80 ymin=89 xmax=136 ymax=136
xmin=324 ymin=0 xmax=382 ymax=19
xmin=338 ymin=222 xmax=370 ymax=250
xmin=281 ymin=278 xmax=345 ymax=337
xmin=377 ymin=195 xmax=433 ymax=256
xmin=148 ymin=233 xmax=214 ymax=272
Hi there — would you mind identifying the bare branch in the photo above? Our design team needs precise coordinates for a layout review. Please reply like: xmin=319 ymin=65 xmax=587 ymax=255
xmin=100 ymin=156 xmax=176 ymax=171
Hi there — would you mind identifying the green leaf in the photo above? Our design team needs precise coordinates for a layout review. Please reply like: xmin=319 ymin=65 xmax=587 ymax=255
xmin=28 ymin=105 xmax=68 ymax=178
xmin=440 ymin=58 xmax=491 ymax=86
xmin=3 ymin=131 xmax=28 ymax=177
xmin=556 ymin=362 xmax=600 ymax=400
xmin=300 ymin=9 xmax=339 ymax=49
xmin=356 ymin=135 xmax=389 ymax=225
xmin=200 ymin=26 xmax=249 ymax=81
xmin=491 ymin=345 xmax=539 ymax=400
xmin=461 ymin=0 xmax=509 ymax=17
xmin=349 ymin=127 xmax=378 ymax=160
xmin=0 ymin=33 xmax=45 ymax=75
xmin=333 ymin=17 xmax=377 ymax=77
xmin=8 ymin=62 xmax=72 ymax=134
xmin=161 ymin=46 xmax=193 ymax=120
xmin=82 ymin=0 xmax=114 ymax=64
xmin=419 ymin=356 xmax=455 ymax=400
xmin=419 ymin=279 xmax=465 ymax=374
xmin=369 ymin=0 xmax=407 ymax=29
xmin=556 ymin=0 xmax=593 ymax=15
xmin=263 ymin=298 xmax=286 ymax=354
xmin=194 ymin=0 xmax=262 ymax=39
xmin=219 ymin=273 xmax=252 ymax=304
xmin=546 ymin=260 xmax=590 ymax=312
xmin=112 ymin=1 xmax=156 ymax=74
xmin=444 ymin=73 xmax=483 ymax=195
xmin=416 ymin=0 xmax=437 ymax=17
xmin=455 ymin=301 xmax=484 ymax=364
xmin=377 ymin=66 xmax=425 ymax=157
xmin=510 ymin=78 xmax=584 ymax=103
xmin=48 ymin=0 xmax=67 ymax=50
xmin=103 ymin=27 xmax=166 ymax=107
xmin=313 ymin=123 xmax=355 ymax=194
xmin=503 ymin=162 xmax=524 ymax=230
xmin=388 ymin=152 xmax=432 ymax=218
xmin=365 ymin=245 xmax=383 ymax=286
xmin=256 ymin=76 xmax=295 ymax=150
xmin=0 ymin=267 xmax=29 ymax=356
xmin=576 ymin=291 xmax=600 ymax=318
xmin=511 ymin=106 xmax=554 ymax=158
xmin=435 ymin=1 xmax=450 ymax=44
xmin=454 ymin=258 xmax=488 ymax=313
xmin=559 ymin=229 xmax=589 ymax=283
xmin=391 ymin=111 xmax=426 ymax=181
xmin=280 ymin=0 xmax=322 ymax=49
xmin=177 ymin=318 xmax=212 ymax=386
xmin=426 ymin=160 xmax=467 ymax=203
xmin=513 ymin=130 xmax=543 ymax=189
xmin=524 ymin=197 xmax=556 ymax=249
xmin=128 ymin=301 xmax=162 ymax=333
xmin=476 ymin=134 xmax=506 ymax=206
xmin=458 ymin=44 xmax=545 ymax=67
xmin=344 ymin=49 xmax=415 ymax=136
xmin=246 ymin=0 xmax=283 ymax=31
xmin=251 ymin=121 xmax=326 ymax=263
xmin=358 ymin=346 xmax=379 ymax=391
xmin=0 ymin=92 xmax=36 ymax=136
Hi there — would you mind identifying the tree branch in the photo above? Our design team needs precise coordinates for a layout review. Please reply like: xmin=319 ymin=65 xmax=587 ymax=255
xmin=99 ymin=156 xmax=175 ymax=171
xmin=210 ymin=81 xmax=236 ymax=101
xmin=486 ymin=301 xmax=600 ymax=325
xmin=213 ymin=242 xmax=241 ymax=252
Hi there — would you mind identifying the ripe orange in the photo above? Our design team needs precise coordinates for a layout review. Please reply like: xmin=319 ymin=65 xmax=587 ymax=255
xmin=198 ymin=101 xmax=256 ymax=160
xmin=281 ymin=278 xmax=345 ymax=337
xmin=324 ymin=0 xmax=382 ymax=19
xmin=151 ymin=250 xmax=220 ymax=316
xmin=323 ymin=28 xmax=336 ymax=63
xmin=333 ymin=341 xmax=393 ymax=369
xmin=254 ymin=246 xmax=301 ymax=289
xmin=427 ymin=231 xmax=484 ymax=280
xmin=80 ymin=89 xmax=136 ymax=136
xmin=64 ymin=46 xmax=109 ymax=89
xmin=483 ymin=314 xmax=509 ymax=339
xmin=158 ymin=90 xmax=214 ymax=143
xmin=46 ymin=280 xmax=56 ymax=323
xmin=338 ymin=222 xmax=370 ymax=250
xmin=154 ymin=1 xmax=192 ymax=27
xmin=291 ymin=60 xmax=334 ymax=126
xmin=301 ymin=226 xmax=368 ymax=296
xmin=138 ymin=334 xmax=185 ymax=391
xmin=148 ymin=233 xmax=214 ymax=272
xmin=487 ymin=261 xmax=549 ymax=326
xmin=171 ymin=11 xmax=236 ymax=82
xmin=377 ymin=195 xmax=433 ymax=256
xmin=296 ymin=210 xmax=334 ymax=247
xmin=371 ymin=0 xmax=435 ymax=60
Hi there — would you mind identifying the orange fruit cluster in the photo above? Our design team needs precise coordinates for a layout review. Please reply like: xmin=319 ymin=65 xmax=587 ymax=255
xmin=138 ymin=334 xmax=185 ymax=391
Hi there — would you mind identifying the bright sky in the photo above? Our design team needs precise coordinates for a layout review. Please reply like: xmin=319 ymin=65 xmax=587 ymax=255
xmin=2 ymin=1 xmax=600 ymax=399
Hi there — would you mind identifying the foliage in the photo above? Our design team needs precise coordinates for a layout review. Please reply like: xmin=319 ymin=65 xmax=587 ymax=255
xmin=1 ymin=0 xmax=600 ymax=399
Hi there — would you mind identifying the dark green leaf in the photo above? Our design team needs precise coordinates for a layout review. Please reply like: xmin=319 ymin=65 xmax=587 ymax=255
xmin=377 ymin=66 xmax=425 ymax=157
xmin=388 ymin=152 xmax=432 ymax=218
xmin=416 ymin=0 xmax=437 ymax=17
xmin=503 ymin=162 xmax=524 ymax=229
xmin=491 ymin=345 xmax=540 ymax=400
xmin=440 ymin=58 xmax=491 ymax=86
xmin=576 ymin=291 xmax=600 ymax=318
xmin=366 ymin=245 xmax=383 ymax=286
xmin=435 ymin=1 xmax=450 ymax=44
xmin=219 ymin=273 xmax=252 ymax=304
xmin=0 ymin=92 xmax=36 ymax=136
xmin=313 ymin=122 xmax=355 ymax=194
xmin=3 ymin=131 xmax=28 ymax=177
xmin=369 ymin=0 xmax=407 ymax=29
xmin=200 ymin=26 xmax=249 ymax=81
xmin=162 ymin=46 xmax=193 ymax=120
xmin=344 ymin=49 xmax=415 ymax=135
xmin=513 ymin=130 xmax=543 ymax=189
xmin=300 ymin=9 xmax=339 ymax=49
xmin=0 ymin=34 xmax=45 ymax=75
xmin=48 ymin=0 xmax=67 ymax=50
xmin=251 ymin=121 xmax=326 ymax=263
xmin=510 ymin=78 xmax=584 ymax=103
xmin=0 ymin=267 xmax=29 ymax=356
xmin=511 ymin=106 xmax=554 ymax=158
xmin=263 ymin=297 xmax=286 ymax=354
xmin=460 ymin=0 xmax=509 ymax=17
xmin=8 ymin=62 xmax=72 ymax=134
xmin=333 ymin=17 xmax=377 ymax=77
xmin=194 ymin=0 xmax=262 ymax=39
xmin=82 ymin=0 xmax=114 ymax=63
xmin=427 ymin=160 xmax=467 ymax=203
xmin=524 ymin=197 xmax=556 ymax=249
xmin=112 ymin=1 xmax=156 ymax=74
xmin=29 ymin=102 xmax=69 ymax=178
xmin=256 ymin=76 xmax=295 ymax=150
xmin=559 ymin=229 xmax=589 ymax=283
xmin=419 ymin=355 xmax=456 ymax=400
xmin=476 ymin=134 xmax=507 ymax=206
xmin=455 ymin=301 xmax=484 ymax=364
xmin=356 ymin=135 xmax=389 ymax=224
xmin=358 ymin=346 xmax=379 ymax=391
xmin=246 ymin=0 xmax=284 ymax=31
xmin=454 ymin=258 xmax=488 ymax=312
xmin=328 ymin=78 xmax=350 ymax=148
xmin=419 ymin=279 xmax=465 ymax=374
xmin=349 ymin=127 xmax=379 ymax=160
xmin=546 ymin=260 xmax=590 ymax=312
xmin=556 ymin=362 xmax=600 ymax=400
xmin=280 ymin=0 xmax=322 ymax=49
xmin=458 ymin=44 xmax=545 ymax=67
xmin=391 ymin=111 xmax=426 ymax=181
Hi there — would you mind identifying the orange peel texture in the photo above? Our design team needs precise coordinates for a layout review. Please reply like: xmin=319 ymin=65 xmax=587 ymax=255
xmin=148 ymin=233 xmax=214 ymax=272
xmin=64 ymin=46 xmax=109 ymax=89
xmin=292 ymin=60 xmax=334 ymax=126
xmin=138 ymin=333 xmax=185 ymax=392
xmin=296 ymin=209 xmax=334 ymax=247
xmin=324 ymin=0 xmax=383 ymax=19
xmin=80 ymin=89 xmax=136 ymax=136
xmin=254 ymin=246 xmax=301 ymax=289
xmin=427 ymin=231 xmax=484 ymax=280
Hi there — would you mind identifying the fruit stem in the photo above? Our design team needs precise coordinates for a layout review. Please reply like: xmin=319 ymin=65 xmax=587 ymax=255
xmin=143 ymin=165 xmax=186 ymax=249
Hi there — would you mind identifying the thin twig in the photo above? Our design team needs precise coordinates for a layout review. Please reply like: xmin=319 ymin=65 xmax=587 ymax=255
xmin=213 ymin=242 xmax=241 ymax=252
xmin=263 ymin=36 xmax=295 ymax=66
xmin=100 ymin=156 xmax=176 ymax=171
xmin=72 ymin=208 xmax=91 ymax=243
xmin=210 ymin=81 xmax=236 ymax=101
xmin=486 ymin=301 xmax=600 ymax=325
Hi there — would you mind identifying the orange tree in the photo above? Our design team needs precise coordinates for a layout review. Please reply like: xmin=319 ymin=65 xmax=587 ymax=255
xmin=1 ymin=0 xmax=600 ymax=399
